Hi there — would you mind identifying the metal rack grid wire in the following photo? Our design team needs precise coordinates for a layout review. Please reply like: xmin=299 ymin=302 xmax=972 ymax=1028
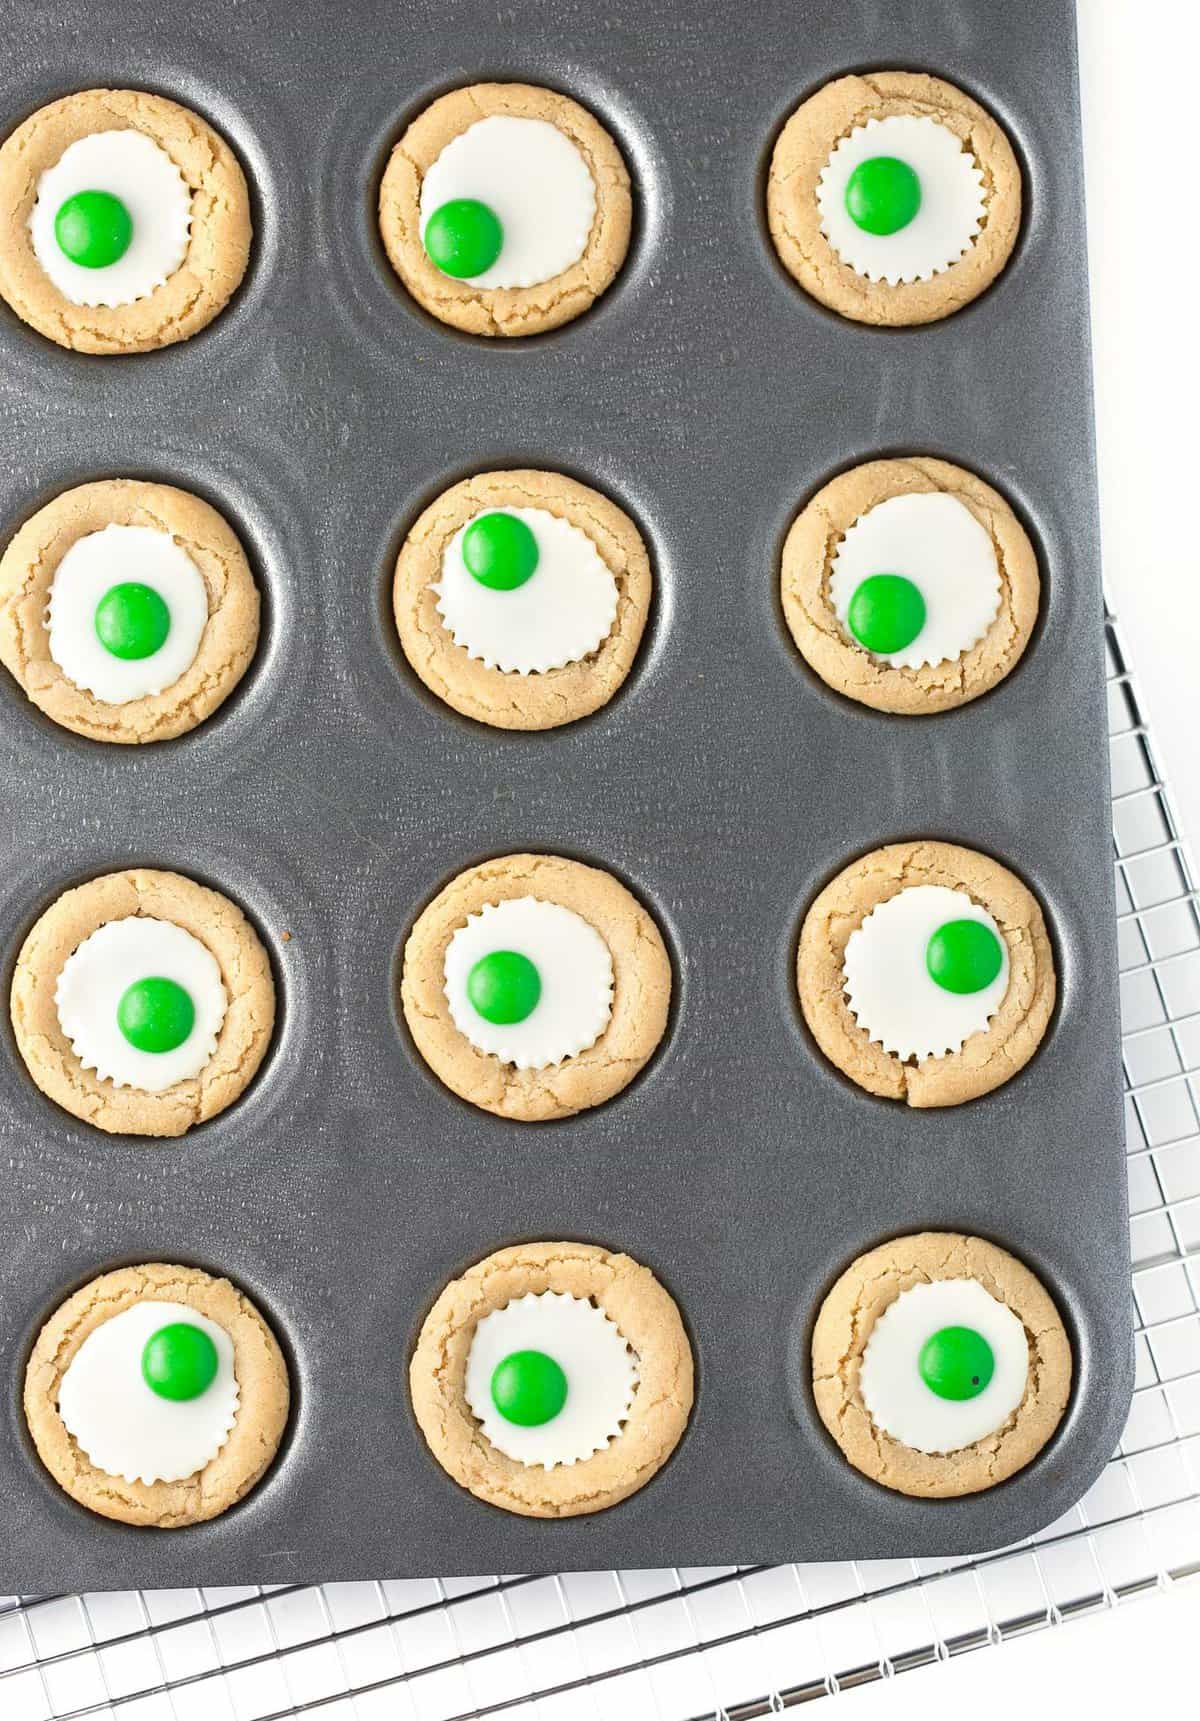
xmin=2 ymin=610 xmax=1198 ymax=1721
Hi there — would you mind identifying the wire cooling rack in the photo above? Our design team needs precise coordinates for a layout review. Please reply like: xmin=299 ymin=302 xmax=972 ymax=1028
xmin=2 ymin=611 xmax=1198 ymax=1721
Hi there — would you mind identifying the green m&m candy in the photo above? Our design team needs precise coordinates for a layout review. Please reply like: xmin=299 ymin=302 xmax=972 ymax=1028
xmin=94 ymin=582 xmax=171 ymax=661
xmin=926 ymin=920 xmax=1004 ymax=995
xmin=462 ymin=512 xmax=540 ymax=591
xmin=846 ymin=573 xmax=926 ymax=654
xmin=918 ymin=1324 xmax=995 ymax=1401
xmin=117 ymin=976 xmax=196 ymax=1053
xmin=467 ymin=950 xmax=541 ymax=1025
xmin=844 ymin=156 xmax=922 ymax=236
xmin=490 ymin=1348 xmax=568 ymax=1427
xmin=424 ymin=197 xmax=503 ymax=278
xmin=54 ymin=189 xmax=134 ymax=268
xmin=141 ymin=1321 xmax=219 ymax=1402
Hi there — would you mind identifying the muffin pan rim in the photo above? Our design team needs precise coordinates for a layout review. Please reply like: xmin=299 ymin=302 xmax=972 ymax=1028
xmin=0 ymin=0 xmax=1127 ymax=1582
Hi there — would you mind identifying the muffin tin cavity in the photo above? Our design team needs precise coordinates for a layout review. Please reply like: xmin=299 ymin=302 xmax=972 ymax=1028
xmin=780 ymin=455 xmax=1041 ymax=715
xmin=317 ymin=64 xmax=664 ymax=356
xmin=810 ymin=1230 xmax=1071 ymax=1497
xmin=379 ymin=82 xmax=633 ymax=338
xmin=397 ymin=850 xmax=674 ymax=1122
xmin=22 ymin=1259 xmax=290 ymax=1526
xmin=0 ymin=477 xmax=260 ymax=745
xmin=391 ymin=466 xmax=654 ymax=731
xmin=350 ymin=453 xmax=672 ymax=754
xmin=766 ymin=69 xmax=1022 ymax=327
xmin=0 ymin=441 xmax=322 ymax=790
xmin=796 ymin=838 xmax=1056 ymax=1107
xmin=10 ymin=866 xmax=274 ymax=1137
xmin=772 ymin=450 xmax=1051 ymax=719
xmin=409 ymin=1240 xmax=693 ymax=1517
xmin=0 ymin=836 xmax=325 ymax=1169
xmin=0 ymin=87 xmax=251 ymax=354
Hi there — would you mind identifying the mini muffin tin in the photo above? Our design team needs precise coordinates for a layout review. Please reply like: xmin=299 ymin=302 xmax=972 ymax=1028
xmin=0 ymin=0 xmax=1130 ymax=1589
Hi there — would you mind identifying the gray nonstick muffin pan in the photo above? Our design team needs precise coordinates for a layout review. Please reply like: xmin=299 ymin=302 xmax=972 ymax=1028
xmin=0 ymin=0 xmax=1131 ymax=1588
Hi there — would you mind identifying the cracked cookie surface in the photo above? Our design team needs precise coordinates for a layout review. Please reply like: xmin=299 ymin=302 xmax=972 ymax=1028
xmin=798 ymin=840 xmax=1055 ymax=1107
xmin=767 ymin=70 xmax=1020 ymax=326
xmin=0 ymin=88 xmax=251 ymax=353
xmin=11 ymin=868 xmax=275 ymax=1137
xmin=401 ymin=853 xmax=671 ymax=1121
xmin=411 ymin=1240 xmax=692 ymax=1517
xmin=781 ymin=457 xmax=1038 ymax=715
xmin=394 ymin=468 xmax=651 ymax=730
xmin=812 ymin=1231 xmax=1071 ymax=1497
xmin=25 ymin=1261 xmax=288 ymax=1526
xmin=0 ymin=479 xmax=259 ymax=743
xmin=379 ymin=82 xmax=631 ymax=337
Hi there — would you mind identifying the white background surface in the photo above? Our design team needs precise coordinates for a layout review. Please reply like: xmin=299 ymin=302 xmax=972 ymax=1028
xmin=856 ymin=4 xmax=1200 ymax=1713
xmin=1080 ymin=1 xmax=1200 ymax=855
xmin=3 ymin=8 xmax=1196 ymax=1718
xmin=846 ymin=1583 xmax=1195 ymax=1717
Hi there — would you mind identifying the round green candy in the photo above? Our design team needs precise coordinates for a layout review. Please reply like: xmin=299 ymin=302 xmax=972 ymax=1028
xmin=54 ymin=189 xmax=134 ymax=268
xmin=141 ymin=1321 xmax=219 ymax=1402
xmin=467 ymin=950 xmax=541 ymax=1025
xmin=93 ymin=582 xmax=171 ymax=661
xmin=846 ymin=573 xmax=926 ymax=654
xmin=116 ymin=976 xmax=196 ymax=1054
xmin=423 ymin=197 xmax=504 ymax=278
xmin=926 ymin=919 xmax=1004 ymax=995
xmin=844 ymin=155 xmax=922 ymax=236
xmin=918 ymin=1324 xmax=995 ymax=1402
xmin=461 ymin=512 xmax=540 ymax=591
xmin=490 ymin=1348 xmax=568 ymax=1426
